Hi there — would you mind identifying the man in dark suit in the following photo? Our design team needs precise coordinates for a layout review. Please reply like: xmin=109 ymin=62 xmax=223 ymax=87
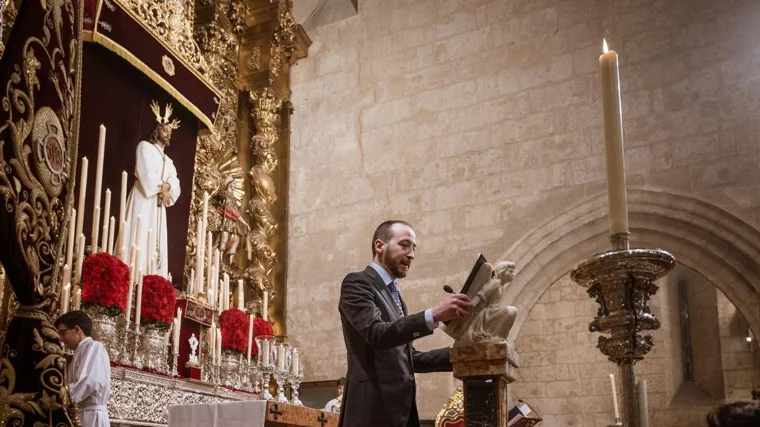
xmin=338 ymin=220 xmax=474 ymax=427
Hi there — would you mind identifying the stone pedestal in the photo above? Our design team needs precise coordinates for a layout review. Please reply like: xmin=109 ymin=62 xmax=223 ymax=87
xmin=450 ymin=341 xmax=519 ymax=427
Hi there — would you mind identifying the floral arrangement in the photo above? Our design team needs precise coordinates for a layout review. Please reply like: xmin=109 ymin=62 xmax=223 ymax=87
xmin=251 ymin=317 xmax=273 ymax=358
xmin=81 ymin=252 xmax=130 ymax=316
xmin=140 ymin=275 xmax=176 ymax=330
xmin=219 ymin=308 xmax=249 ymax=353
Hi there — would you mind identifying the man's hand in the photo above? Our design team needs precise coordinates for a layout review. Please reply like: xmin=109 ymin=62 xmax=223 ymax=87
xmin=431 ymin=293 xmax=475 ymax=323
xmin=158 ymin=182 xmax=170 ymax=193
xmin=161 ymin=193 xmax=172 ymax=206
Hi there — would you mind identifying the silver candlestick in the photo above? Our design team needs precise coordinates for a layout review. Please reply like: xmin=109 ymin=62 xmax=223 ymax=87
xmin=259 ymin=364 xmax=274 ymax=400
xmin=289 ymin=372 xmax=304 ymax=406
xmin=171 ymin=349 xmax=179 ymax=378
xmin=132 ymin=326 xmax=143 ymax=370
xmin=571 ymin=233 xmax=674 ymax=427
xmin=273 ymin=367 xmax=289 ymax=403
xmin=118 ymin=320 xmax=133 ymax=366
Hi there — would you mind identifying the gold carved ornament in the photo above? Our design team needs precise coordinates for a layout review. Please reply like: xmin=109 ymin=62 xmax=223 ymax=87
xmin=0 ymin=0 xmax=84 ymax=424
xmin=245 ymin=87 xmax=282 ymax=313
xmin=434 ymin=387 xmax=463 ymax=427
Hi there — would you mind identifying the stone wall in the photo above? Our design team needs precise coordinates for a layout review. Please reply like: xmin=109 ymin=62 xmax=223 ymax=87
xmin=687 ymin=278 xmax=724 ymax=399
xmin=287 ymin=0 xmax=760 ymax=419
xmin=717 ymin=290 xmax=760 ymax=401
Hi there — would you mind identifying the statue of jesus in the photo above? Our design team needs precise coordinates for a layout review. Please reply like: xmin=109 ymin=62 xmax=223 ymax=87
xmin=119 ymin=101 xmax=181 ymax=278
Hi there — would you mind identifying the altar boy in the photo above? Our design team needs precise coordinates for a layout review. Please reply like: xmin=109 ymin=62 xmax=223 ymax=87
xmin=55 ymin=310 xmax=111 ymax=427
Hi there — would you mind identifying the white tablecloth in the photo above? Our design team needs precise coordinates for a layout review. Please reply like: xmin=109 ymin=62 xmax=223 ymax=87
xmin=168 ymin=400 xmax=267 ymax=427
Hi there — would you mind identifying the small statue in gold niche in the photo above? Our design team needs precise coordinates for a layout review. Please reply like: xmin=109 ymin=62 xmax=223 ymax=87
xmin=209 ymin=175 xmax=250 ymax=264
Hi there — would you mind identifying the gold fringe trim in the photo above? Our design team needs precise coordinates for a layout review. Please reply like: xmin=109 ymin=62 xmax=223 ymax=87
xmin=89 ymin=32 xmax=216 ymax=131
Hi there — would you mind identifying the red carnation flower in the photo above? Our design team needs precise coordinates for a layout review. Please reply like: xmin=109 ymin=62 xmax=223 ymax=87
xmin=219 ymin=308 xmax=249 ymax=354
xmin=81 ymin=252 xmax=130 ymax=316
xmin=140 ymin=275 xmax=177 ymax=329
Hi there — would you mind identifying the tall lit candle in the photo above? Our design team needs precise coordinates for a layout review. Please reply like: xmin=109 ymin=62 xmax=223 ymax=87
xmin=209 ymin=321 xmax=216 ymax=364
xmin=173 ymin=308 xmax=183 ymax=349
xmin=610 ymin=373 xmax=620 ymax=420
xmin=277 ymin=344 xmax=286 ymax=370
xmin=75 ymin=157 xmax=88 ymax=254
xmin=60 ymin=283 xmax=70 ymax=314
xmin=205 ymin=230 xmax=212 ymax=293
xmin=107 ymin=217 xmax=115 ymax=255
xmin=247 ymin=314 xmax=254 ymax=363
xmin=73 ymin=287 xmax=81 ymax=311
xmin=133 ymin=215 xmax=141 ymax=256
xmin=638 ymin=380 xmax=649 ymax=427
xmin=195 ymin=220 xmax=204 ymax=293
xmin=74 ymin=234 xmax=85 ymax=284
xmin=216 ymin=330 xmax=222 ymax=362
xmin=134 ymin=269 xmax=144 ymax=326
xmin=146 ymin=228 xmax=152 ymax=272
xmin=600 ymin=39 xmax=629 ymax=235
xmin=238 ymin=279 xmax=245 ymax=310
xmin=263 ymin=290 xmax=268 ymax=320
xmin=101 ymin=189 xmax=111 ymax=252
xmin=224 ymin=273 xmax=230 ymax=311
xmin=91 ymin=206 xmax=100 ymax=253
xmin=119 ymin=171 xmax=127 ymax=222
xmin=65 ymin=208 xmax=76 ymax=277
xmin=61 ymin=264 xmax=71 ymax=293
xmin=201 ymin=192 xmax=209 ymax=235
xmin=189 ymin=269 xmax=195 ymax=294
xmin=125 ymin=264 xmax=135 ymax=323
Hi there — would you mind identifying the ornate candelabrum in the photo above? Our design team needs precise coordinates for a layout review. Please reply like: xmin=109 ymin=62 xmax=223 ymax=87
xmin=272 ymin=342 xmax=290 ymax=403
xmin=132 ymin=326 xmax=143 ymax=370
xmin=256 ymin=335 xmax=276 ymax=400
xmin=171 ymin=349 xmax=179 ymax=378
xmin=571 ymin=234 xmax=675 ymax=427
xmin=118 ymin=318 xmax=133 ymax=366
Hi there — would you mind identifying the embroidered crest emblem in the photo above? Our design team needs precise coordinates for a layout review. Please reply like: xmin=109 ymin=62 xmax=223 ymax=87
xmin=162 ymin=55 xmax=176 ymax=76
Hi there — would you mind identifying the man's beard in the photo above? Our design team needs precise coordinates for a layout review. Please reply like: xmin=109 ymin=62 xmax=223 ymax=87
xmin=382 ymin=250 xmax=408 ymax=278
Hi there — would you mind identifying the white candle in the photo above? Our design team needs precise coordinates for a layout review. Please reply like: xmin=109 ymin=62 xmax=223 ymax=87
xmin=638 ymin=380 xmax=649 ymax=427
xmin=610 ymin=373 xmax=620 ymax=420
xmin=168 ymin=272 xmax=172 ymax=283
xmin=61 ymin=264 xmax=71 ymax=292
xmin=216 ymin=330 xmax=222 ymax=361
xmin=107 ymin=217 xmax=115 ymax=255
xmin=145 ymin=228 xmax=152 ymax=272
xmin=119 ymin=220 xmax=126 ymax=261
xmin=263 ymin=290 xmax=268 ymax=320
xmin=195 ymin=220 xmax=204 ymax=293
xmin=119 ymin=171 xmax=127 ymax=223
xmin=134 ymin=269 xmax=144 ymax=326
xmin=224 ymin=273 xmax=230 ymax=311
xmin=206 ymin=230 xmax=212 ymax=293
xmin=75 ymin=157 xmax=88 ymax=255
xmin=277 ymin=344 xmax=286 ymax=370
xmin=247 ymin=314 xmax=254 ymax=363
xmin=133 ymin=215 xmax=141 ymax=257
xmin=101 ymin=189 xmax=111 ymax=252
xmin=209 ymin=322 xmax=216 ymax=363
xmin=92 ymin=125 xmax=106 ymax=239
xmin=238 ymin=279 xmax=245 ymax=310
xmin=73 ymin=287 xmax=81 ymax=311
xmin=60 ymin=283 xmax=70 ymax=314
xmin=261 ymin=340 xmax=270 ymax=366
xmin=125 ymin=265 xmax=134 ymax=321
xmin=65 ymin=208 xmax=76 ymax=276
xmin=291 ymin=349 xmax=299 ymax=374
xmin=91 ymin=206 xmax=100 ymax=253
xmin=74 ymin=234 xmax=85 ymax=284
xmin=600 ymin=39 xmax=629 ymax=235
xmin=189 ymin=269 xmax=195 ymax=294
xmin=173 ymin=308 xmax=183 ymax=349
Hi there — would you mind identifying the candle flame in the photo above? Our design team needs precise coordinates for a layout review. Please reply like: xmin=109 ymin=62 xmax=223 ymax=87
xmin=603 ymin=38 xmax=609 ymax=53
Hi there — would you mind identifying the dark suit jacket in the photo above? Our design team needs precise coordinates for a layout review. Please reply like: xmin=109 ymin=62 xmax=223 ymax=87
xmin=337 ymin=266 xmax=452 ymax=427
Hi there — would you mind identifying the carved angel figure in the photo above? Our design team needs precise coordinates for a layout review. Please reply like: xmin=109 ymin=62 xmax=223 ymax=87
xmin=441 ymin=260 xmax=518 ymax=346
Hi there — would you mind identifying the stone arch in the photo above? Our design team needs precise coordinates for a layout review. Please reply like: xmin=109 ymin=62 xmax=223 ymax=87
xmin=499 ymin=188 xmax=760 ymax=344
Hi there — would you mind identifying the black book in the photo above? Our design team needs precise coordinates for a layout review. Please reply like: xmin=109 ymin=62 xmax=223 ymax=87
xmin=443 ymin=254 xmax=487 ymax=326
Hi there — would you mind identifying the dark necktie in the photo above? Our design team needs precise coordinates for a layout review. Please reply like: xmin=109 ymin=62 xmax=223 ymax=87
xmin=387 ymin=280 xmax=404 ymax=317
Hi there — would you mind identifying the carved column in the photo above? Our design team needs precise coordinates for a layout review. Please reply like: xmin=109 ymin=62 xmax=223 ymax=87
xmin=239 ymin=0 xmax=310 ymax=334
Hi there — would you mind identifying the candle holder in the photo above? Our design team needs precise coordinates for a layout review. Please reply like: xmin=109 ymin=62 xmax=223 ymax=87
xmin=131 ymin=326 xmax=143 ymax=370
xmin=608 ymin=419 xmax=623 ymax=427
xmin=171 ymin=349 xmax=179 ymax=378
xmin=250 ymin=361 xmax=261 ymax=395
xmin=289 ymin=371 xmax=304 ymax=406
xmin=259 ymin=364 xmax=274 ymax=400
xmin=273 ymin=367 xmax=289 ymax=403
xmin=571 ymin=238 xmax=674 ymax=427
xmin=118 ymin=319 xmax=133 ymax=366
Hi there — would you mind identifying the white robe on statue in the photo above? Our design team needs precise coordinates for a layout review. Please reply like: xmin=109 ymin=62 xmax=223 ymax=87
xmin=68 ymin=337 xmax=111 ymax=427
xmin=120 ymin=140 xmax=181 ymax=278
